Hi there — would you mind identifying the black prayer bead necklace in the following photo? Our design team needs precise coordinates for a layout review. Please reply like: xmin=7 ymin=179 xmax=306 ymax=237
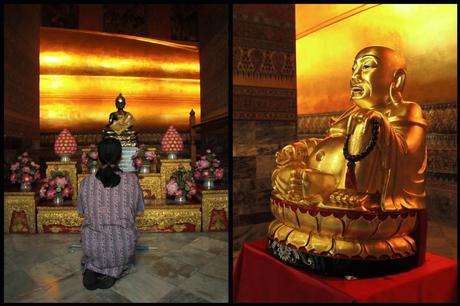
xmin=343 ymin=118 xmax=380 ymax=167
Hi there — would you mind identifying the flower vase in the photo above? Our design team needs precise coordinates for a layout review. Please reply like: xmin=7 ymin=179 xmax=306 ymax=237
xmin=175 ymin=195 xmax=186 ymax=204
xmin=90 ymin=166 xmax=98 ymax=174
xmin=54 ymin=194 xmax=64 ymax=205
xmin=139 ymin=164 xmax=151 ymax=173
xmin=167 ymin=152 xmax=177 ymax=160
xmin=203 ymin=177 xmax=215 ymax=189
xmin=60 ymin=154 xmax=71 ymax=162
xmin=20 ymin=182 xmax=32 ymax=192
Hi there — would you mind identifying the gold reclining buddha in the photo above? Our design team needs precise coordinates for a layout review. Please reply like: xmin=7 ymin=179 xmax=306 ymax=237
xmin=269 ymin=46 xmax=428 ymax=260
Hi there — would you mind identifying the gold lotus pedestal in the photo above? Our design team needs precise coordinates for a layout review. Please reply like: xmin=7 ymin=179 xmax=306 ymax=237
xmin=4 ymin=189 xmax=37 ymax=233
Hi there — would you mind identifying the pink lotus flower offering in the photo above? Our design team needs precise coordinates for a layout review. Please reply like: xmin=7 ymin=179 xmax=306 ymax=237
xmin=9 ymin=152 xmax=41 ymax=185
xmin=132 ymin=144 xmax=157 ymax=171
xmin=54 ymin=129 xmax=77 ymax=160
xmin=81 ymin=144 xmax=99 ymax=170
xmin=39 ymin=171 xmax=73 ymax=202
xmin=165 ymin=164 xmax=196 ymax=200
xmin=193 ymin=149 xmax=225 ymax=183
xmin=161 ymin=126 xmax=184 ymax=153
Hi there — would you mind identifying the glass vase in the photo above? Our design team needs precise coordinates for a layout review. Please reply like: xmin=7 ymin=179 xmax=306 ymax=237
xmin=167 ymin=152 xmax=177 ymax=160
xmin=60 ymin=154 xmax=71 ymax=162
xmin=90 ymin=166 xmax=98 ymax=174
xmin=139 ymin=164 xmax=151 ymax=173
xmin=20 ymin=182 xmax=32 ymax=192
xmin=53 ymin=193 xmax=64 ymax=205
xmin=203 ymin=177 xmax=215 ymax=189
xmin=175 ymin=195 xmax=186 ymax=204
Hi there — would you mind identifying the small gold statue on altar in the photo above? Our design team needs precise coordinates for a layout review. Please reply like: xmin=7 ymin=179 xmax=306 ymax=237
xmin=103 ymin=93 xmax=137 ymax=147
xmin=268 ymin=46 xmax=428 ymax=276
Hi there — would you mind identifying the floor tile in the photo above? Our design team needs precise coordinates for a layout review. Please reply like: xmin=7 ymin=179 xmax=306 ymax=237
xmin=179 ymin=272 xmax=228 ymax=302
xmin=158 ymin=287 xmax=211 ymax=303
xmin=187 ymin=236 xmax=228 ymax=255
xmin=4 ymin=269 xmax=42 ymax=302
xmin=199 ymin=251 xmax=228 ymax=281
xmin=110 ymin=268 xmax=176 ymax=302
xmin=4 ymin=232 xmax=228 ymax=303
xmin=146 ymin=255 xmax=197 ymax=285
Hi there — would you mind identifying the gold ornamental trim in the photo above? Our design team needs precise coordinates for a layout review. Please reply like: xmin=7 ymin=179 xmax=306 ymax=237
xmin=268 ymin=196 xmax=418 ymax=259
xmin=37 ymin=209 xmax=83 ymax=233
xmin=137 ymin=206 xmax=201 ymax=232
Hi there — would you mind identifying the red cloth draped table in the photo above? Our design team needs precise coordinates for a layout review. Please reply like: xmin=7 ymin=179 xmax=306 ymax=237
xmin=233 ymin=239 xmax=457 ymax=303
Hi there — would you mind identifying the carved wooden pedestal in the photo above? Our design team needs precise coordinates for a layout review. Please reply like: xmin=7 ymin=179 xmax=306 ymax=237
xmin=4 ymin=190 xmax=37 ymax=233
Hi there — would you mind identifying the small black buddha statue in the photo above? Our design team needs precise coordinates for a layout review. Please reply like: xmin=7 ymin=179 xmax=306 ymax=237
xmin=102 ymin=94 xmax=137 ymax=147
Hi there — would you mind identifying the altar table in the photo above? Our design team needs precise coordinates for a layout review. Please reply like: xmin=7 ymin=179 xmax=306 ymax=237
xmin=233 ymin=239 xmax=457 ymax=303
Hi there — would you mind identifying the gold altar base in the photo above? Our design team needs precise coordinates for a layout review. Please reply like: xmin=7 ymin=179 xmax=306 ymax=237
xmin=32 ymin=157 xmax=228 ymax=234
xmin=36 ymin=200 xmax=202 ymax=233
xmin=197 ymin=186 xmax=229 ymax=232
xmin=4 ymin=189 xmax=37 ymax=233
xmin=268 ymin=196 xmax=418 ymax=259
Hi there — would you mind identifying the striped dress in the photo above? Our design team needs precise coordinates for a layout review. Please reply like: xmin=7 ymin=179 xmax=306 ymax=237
xmin=77 ymin=172 xmax=145 ymax=278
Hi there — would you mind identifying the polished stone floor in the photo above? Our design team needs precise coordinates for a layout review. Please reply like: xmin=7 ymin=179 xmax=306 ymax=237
xmin=4 ymin=232 xmax=228 ymax=303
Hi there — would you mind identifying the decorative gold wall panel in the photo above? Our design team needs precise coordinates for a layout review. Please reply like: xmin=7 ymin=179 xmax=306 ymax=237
xmin=296 ymin=4 xmax=457 ymax=115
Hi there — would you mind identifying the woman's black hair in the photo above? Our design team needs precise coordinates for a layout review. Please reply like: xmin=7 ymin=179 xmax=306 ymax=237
xmin=95 ymin=138 xmax=123 ymax=188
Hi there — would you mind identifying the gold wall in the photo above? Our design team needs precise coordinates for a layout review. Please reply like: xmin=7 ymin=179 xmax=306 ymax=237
xmin=296 ymin=4 xmax=457 ymax=115
xmin=40 ymin=27 xmax=200 ymax=133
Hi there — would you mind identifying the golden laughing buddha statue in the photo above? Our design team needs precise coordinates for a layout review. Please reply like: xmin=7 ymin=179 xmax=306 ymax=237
xmin=268 ymin=46 xmax=428 ymax=277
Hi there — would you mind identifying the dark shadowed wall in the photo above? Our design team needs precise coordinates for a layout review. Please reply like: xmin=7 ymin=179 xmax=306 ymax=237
xmin=233 ymin=4 xmax=297 ymax=250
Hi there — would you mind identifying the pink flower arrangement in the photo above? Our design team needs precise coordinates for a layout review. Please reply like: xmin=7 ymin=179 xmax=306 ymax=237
xmin=39 ymin=171 xmax=73 ymax=201
xmin=132 ymin=144 xmax=157 ymax=170
xmin=9 ymin=152 xmax=41 ymax=185
xmin=165 ymin=164 xmax=196 ymax=199
xmin=81 ymin=144 xmax=98 ymax=169
xmin=193 ymin=149 xmax=225 ymax=181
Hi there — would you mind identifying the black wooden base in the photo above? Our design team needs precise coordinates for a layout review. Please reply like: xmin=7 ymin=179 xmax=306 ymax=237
xmin=267 ymin=239 xmax=420 ymax=278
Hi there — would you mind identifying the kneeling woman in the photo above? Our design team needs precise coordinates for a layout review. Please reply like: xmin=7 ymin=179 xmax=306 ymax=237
xmin=77 ymin=138 xmax=144 ymax=290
